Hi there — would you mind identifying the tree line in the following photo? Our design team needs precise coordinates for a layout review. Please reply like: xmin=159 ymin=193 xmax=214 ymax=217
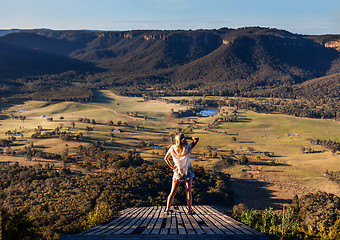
xmin=161 ymin=96 xmax=339 ymax=120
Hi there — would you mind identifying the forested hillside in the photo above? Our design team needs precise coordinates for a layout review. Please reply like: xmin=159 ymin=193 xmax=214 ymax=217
xmin=0 ymin=27 xmax=339 ymax=101
xmin=0 ymin=160 xmax=231 ymax=239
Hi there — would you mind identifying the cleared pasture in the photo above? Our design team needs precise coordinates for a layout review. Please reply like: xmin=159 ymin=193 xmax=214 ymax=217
xmin=0 ymin=91 xmax=339 ymax=206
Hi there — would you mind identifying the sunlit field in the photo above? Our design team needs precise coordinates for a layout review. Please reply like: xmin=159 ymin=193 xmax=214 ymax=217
xmin=1 ymin=90 xmax=339 ymax=205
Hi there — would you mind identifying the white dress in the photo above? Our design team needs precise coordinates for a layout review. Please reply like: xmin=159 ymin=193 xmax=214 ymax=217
xmin=165 ymin=144 xmax=195 ymax=181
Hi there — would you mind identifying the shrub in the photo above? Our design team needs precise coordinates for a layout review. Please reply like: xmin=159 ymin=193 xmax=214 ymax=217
xmin=232 ymin=203 xmax=248 ymax=218
xmin=291 ymin=192 xmax=340 ymax=231
xmin=83 ymin=202 xmax=115 ymax=230
xmin=238 ymin=154 xmax=248 ymax=165
xmin=267 ymin=160 xmax=276 ymax=165
xmin=317 ymin=218 xmax=340 ymax=240
xmin=240 ymin=207 xmax=300 ymax=239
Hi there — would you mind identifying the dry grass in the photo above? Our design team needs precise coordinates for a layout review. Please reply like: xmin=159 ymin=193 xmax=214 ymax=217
xmin=1 ymin=91 xmax=339 ymax=208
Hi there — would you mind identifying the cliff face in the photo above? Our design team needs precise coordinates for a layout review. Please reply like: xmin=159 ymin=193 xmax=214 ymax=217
xmin=324 ymin=41 xmax=340 ymax=51
xmin=308 ymin=35 xmax=340 ymax=52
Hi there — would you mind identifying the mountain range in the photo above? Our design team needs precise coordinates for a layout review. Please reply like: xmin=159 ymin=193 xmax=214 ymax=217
xmin=0 ymin=27 xmax=339 ymax=99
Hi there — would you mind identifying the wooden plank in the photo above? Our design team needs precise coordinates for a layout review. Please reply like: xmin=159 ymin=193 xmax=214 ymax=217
xmin=178 ymin=206 xmax=196 ymax=235
xmin=112 ymin=207 xmax=150 ymax=235
xmin=187 ymin=207 xmax=213 ymax=234
xmin=159 ymin=209 xmax=172 ymax=235
xmin=123 ymin=206 xmax=155 ymax=234
xmin=192 ymin=206 xmax=224 ymax=234
xmin=176 ymin=207 xmax=187 ymax=234
xmin=81 ymin=207 xmax=136 ymax=235
xmin=84 ymin=207 xmax=142 ymax=235
xmin=196 ymin=205 xmax=235 ymax=235
xmin=96 ymin=207 xmax=145 ymax=235
xmin=141 ymin=206 xmax=160 ymax=229
xmin=169 ymin=210 xmax=178 ymax=234
xmin=101 ymin=207 xmax=146 ymax=235
xmin=206 ymin=205 xmax=264 ymax=235
xmin=119 ymin=207 xmax=133 ymax=215
xmin=150 ymin=206 xmax=166 ymax=234
xmin=205 ymin=206 xmax=262 ymax=235
xmin=202 ymin=205 xmax=252 ymax=235
xmin=142 ymin=206 xmax=162 ymax=234
xmin=225 ymin=215 xmax=265 ymax=236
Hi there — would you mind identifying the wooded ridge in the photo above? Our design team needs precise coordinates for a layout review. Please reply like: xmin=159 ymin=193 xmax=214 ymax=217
xmin=0 ymin=27 xmax=339 ymax=101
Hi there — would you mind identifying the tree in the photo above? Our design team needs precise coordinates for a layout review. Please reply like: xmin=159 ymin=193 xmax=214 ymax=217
xmin=2 ymin=209 xmax=38 ymax=240
xmin=238 ymin=154 xmax=248 ymax=165
xmin=83 ymin=202 xmax=114 ymax=230
xmin=106 ymin=121 xmax=114 ymax=126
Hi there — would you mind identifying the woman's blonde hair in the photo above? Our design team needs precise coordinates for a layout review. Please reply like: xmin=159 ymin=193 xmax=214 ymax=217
xmin=174 ymin=133 xmax=186 ymax=156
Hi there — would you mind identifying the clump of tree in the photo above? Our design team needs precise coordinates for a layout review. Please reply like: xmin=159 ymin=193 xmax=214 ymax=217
xmin=290 ymin=192 xmax=340 ymax=238
xmin=162 ymin=96 xmax=339 ymax=120
xmin=300 ymin=146 xmax=316 ymax=154
xmin=78 ymin=118 xmax=97 ymax=124
xmin=0 ymin=139 xmax=12 ymax=147
xmin=75 ymin=146 xmax=145 ymax=169
xmin=31 ymin=126 xmax=84 ymax=141
xmin=233 ymin=192 xmax=340 ymax=239
xmin=324 ymin=170 xmax=340 ymax=184
xmin=170 ymin=108 xmax=202 ymax=118
xmin=236 ymin=206 xmax=300 ymax=239
xmin=8 ymin=113 xmax=26 ymax=121
xmin=11 ymin=146 xmax=62 ymax=160
xmin=237 ymin=154 xmax=249 ymax=165
xmin=308 ymin=138 xmax=339 ymax=153
xmin=1 ymin=209 xmax=38 ymax=240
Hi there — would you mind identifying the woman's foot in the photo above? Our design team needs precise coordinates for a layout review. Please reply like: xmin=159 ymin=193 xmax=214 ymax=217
xmin=187 ymin=209 xmax=194 ymax=215
xmin=164 ymin=210 xmax=170 ymax=215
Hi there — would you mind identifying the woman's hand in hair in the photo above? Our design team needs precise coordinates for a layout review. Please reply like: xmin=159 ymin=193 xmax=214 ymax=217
xmin=191 ymin=137 xmax=199 ymax=149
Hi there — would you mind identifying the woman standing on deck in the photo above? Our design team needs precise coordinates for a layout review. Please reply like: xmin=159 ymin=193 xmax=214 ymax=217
xmin=164 ymin=133 xmax=199 ymax=215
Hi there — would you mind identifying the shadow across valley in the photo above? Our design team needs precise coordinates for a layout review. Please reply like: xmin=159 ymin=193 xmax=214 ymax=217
xmin=231 ymin=178 xmax=292 ymax=210
xmin=92 ymin=90 xmax=115 ymax=103
xmin=249 ymin=161 xmax=290 ymax=167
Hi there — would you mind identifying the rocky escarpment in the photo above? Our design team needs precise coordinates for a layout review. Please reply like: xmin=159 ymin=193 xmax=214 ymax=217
xmin=324 ymin=40 xmax=340 ymax=51
xmin=308 ymin=35 xmax=340 ymax=51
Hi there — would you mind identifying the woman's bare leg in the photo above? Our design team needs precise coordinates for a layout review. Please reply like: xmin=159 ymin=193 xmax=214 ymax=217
xmin=166 ymin=179 xmax=181 ymax=212
xmin=185 ymin=178 xmax=193 ymax=212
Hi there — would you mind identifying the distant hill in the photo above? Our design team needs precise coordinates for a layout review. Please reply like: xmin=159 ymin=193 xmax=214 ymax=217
xmin=0 ymin=27 xmax=339 ymax=99
xmin=0 ymin=29 xmax=21 ymax=37
xmin=254 ymin=73 xmax=340 ymax=100
xmin=0 ymin=38 xmax=98 ymax=79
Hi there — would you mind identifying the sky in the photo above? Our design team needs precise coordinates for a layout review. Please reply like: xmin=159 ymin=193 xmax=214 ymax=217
xmin=1 ymin=0 xmax=340 ymax=35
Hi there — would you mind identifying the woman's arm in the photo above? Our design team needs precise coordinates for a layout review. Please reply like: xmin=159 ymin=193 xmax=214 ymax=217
xmin=164 ymin=155 xmax=176 ymax=169
xmin=187 ymin=136 xmax=199 ymax=149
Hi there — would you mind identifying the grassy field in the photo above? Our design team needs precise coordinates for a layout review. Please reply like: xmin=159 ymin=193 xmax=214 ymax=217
xmin=0 ymin=90 xmax=339 ymax=209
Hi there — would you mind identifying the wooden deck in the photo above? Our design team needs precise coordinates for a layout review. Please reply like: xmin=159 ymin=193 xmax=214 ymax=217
xmin=61 ymin=205 xmax=274 ymax=240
